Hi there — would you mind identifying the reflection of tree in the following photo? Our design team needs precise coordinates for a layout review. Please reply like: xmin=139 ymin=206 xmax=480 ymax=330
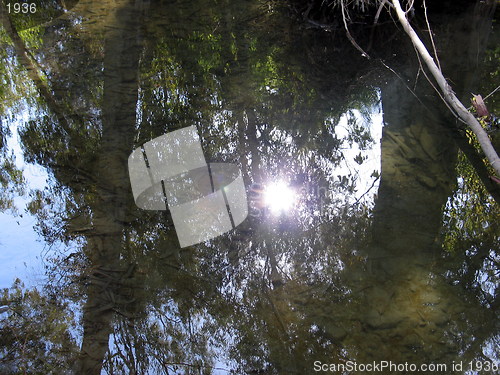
xmin=0 ymin=0 xmax=498 ymax=373
xmin=3 ymin=0 xmax=144 ymax=373
xmin=198 ymin=1 xmax=499 ymax=372
xmin=442 ymin=150 xmax=500 ymax=307
xmin=3 ymin=0 xmax=78 ymax=31
xmin=0 ymin=152 xmax=25 ymax=213
xmin=70 ymin=1 xmax=144 ymax=372
xmin=0 ymin=279 xmax=78 ymax=374
xmin=0 ymin=1 xmax=74 ymax=134
xmin=358 ymin=76 xmax=464 ymax=364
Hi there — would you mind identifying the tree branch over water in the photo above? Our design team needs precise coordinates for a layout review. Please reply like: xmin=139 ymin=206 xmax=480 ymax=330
xmin=390 ymin=0 xmax=500 ymax=177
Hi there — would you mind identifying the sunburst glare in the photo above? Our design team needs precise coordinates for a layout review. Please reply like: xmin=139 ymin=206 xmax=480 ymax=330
xmin=263 ymin=180 xmax=296 ymax=215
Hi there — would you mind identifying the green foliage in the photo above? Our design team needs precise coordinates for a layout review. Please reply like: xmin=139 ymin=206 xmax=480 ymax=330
xmin=0 ymin=33 xmax=39 ymax=116
xmin=4 ymin=0 xmax=75 ymax=31
xmin=1 ymin=0 xmax=498 ymax=372
xmin=442 ymin=153 xmax=499 ymax=252
xmin=0 ymin=151 xmax=25 ymax=214
xmin=441 ymin=150 xmax=499 ymax=305
xmin=0 ymin=279 xmax=79 ymax=374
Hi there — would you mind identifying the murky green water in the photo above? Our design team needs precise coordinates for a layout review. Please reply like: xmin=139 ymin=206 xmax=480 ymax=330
xmin=1 ymin=0 xmax=499 ymax=374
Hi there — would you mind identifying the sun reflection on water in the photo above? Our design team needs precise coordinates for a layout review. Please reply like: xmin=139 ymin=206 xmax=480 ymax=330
xmin=263 ymin=180 xmax=297 ymax=215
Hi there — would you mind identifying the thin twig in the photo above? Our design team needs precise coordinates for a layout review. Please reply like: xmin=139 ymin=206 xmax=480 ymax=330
xmin=368 ymin=0 xmax=391 ymax=51
xmin=413 ymin=64 xmax=422 ymax=91
xmin=352 ymin=175 xmax=380 ymax=207
xmin=423 ymin=0 xmax=441 ymax=71
xmin=483 ymin=84 xmax=500 ymax=102
xmin=378 ymin=59 xmax=429 ymax=111
xmin=341 ymin=0 xmax=371 ymax=59
xmin=405 ymin=0 xmax=415 ymax=14
xmin=373 ymin=0 xmax=388 ymax=26
xmin=413 ymin=48 xmax=464 ymax=124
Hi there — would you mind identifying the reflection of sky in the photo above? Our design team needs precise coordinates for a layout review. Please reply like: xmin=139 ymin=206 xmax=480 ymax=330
xmin=0 ymin=105 xmax=383 ymax=289
xmin=261 ymin=107 xmax=383 ymax=218
xmin=0 ymin=113 xmax=49 ymax=289
xmin=336 ymin=109 xmax=383 ymax=204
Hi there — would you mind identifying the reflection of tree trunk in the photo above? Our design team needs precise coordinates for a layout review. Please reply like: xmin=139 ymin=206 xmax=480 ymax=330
xmin=246 ymin=108 xmax=262 ymax=181
xmin=236 ymin=110 xmax=249 ymax=181
xmin=355 ymin=80 xmax=460 ymax=363
xmin=75 ymin=2 xmax=143 ymax=373
xmin=245 ymin=108 xmax=284 ymax=288
xmin=350 ymin=2 xmax=498 ymax=364
xmin=371 ymin=83 xmax=457 ymax=261
xmin=354 ymin=79 xmax=495 ymax=365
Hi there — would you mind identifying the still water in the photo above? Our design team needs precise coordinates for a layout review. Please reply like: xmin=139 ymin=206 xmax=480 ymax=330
xmin=0 ymin=0 xmax=499 ymax=374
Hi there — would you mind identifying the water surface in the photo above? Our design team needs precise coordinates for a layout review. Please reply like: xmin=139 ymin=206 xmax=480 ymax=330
xmin=0 ymin=0 xmax=499 ymax=373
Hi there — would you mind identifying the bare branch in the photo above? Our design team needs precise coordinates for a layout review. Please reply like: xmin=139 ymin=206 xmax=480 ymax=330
xmin=391 ymin=0 xmax=500 ymax=176
xmin=373 ymin=0 xmax=389 ymax=26
xmin=340 ymin=0 xmax=371 ymax=59
xmin=423 ymin=0 xmax=441 ymax=71
xmin=482 ymin=84 xmax=500 ymax=102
